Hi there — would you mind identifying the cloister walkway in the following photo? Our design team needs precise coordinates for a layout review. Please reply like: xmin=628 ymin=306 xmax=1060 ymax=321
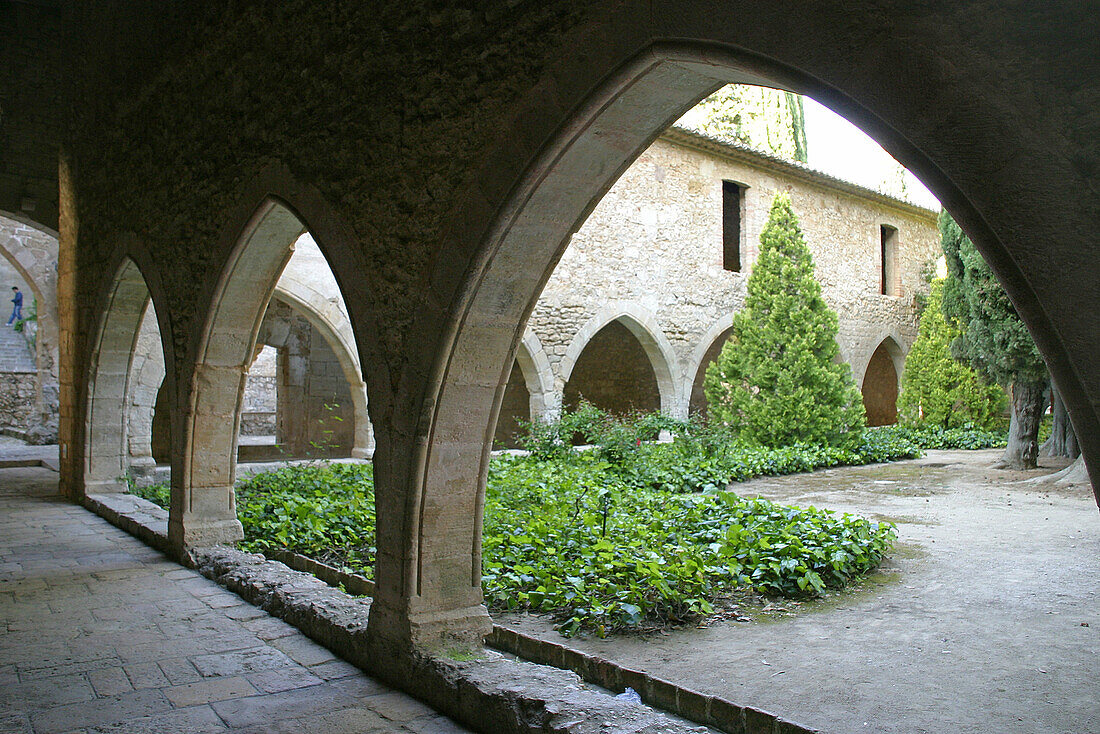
xmin=0 ymin=465 xmax=470 ymax=734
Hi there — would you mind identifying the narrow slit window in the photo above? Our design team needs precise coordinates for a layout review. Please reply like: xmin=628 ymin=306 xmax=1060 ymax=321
xmin=723 ymin=181 xmax=742 ymax=272
xmin=880 ymin=224 xmax=898 ymax=295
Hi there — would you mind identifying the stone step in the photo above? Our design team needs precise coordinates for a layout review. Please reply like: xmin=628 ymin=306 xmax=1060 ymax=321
xmin=0 ymin=322 xmax=36 ymax=373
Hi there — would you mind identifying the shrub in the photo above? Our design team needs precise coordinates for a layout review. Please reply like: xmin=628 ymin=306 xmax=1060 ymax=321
xmin=129 ymin=411 xmax=1002 ymax=638
xmin=868 ymin=424 xmax=1006 ymax=451
xmin=130 ymin=479 xmax=170 ymax=509
xmin=704 ymin=194 xmax=865 ymax=448
xmin=897 ymin=279 xmax=1006 ymax=430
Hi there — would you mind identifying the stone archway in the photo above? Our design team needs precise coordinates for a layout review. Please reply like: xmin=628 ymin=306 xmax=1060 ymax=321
xmin=123 ymin=231 xmax=375 ymax=476
xmin=176 ymin=197 xmax=375 ymax=548
xmin=272 ymin=236 xmax=373 ymax=458
xmin=688 ymin=327 xmax=734 ymax=418
xmin=493 ymin=361 xmax=531 ymax=449
xmin=559 ymin=305 xmax=680 ymax=417
xmin=862 ymin=337 xmax=905 ymax=426
xmin=255 ymin=295 xmax=363 ymax=459
xmin=124 ymin=299 xmax=166 ymax=485
xmin=0 ymin=211 xmax=60 ymax=441
xmin=685 ymin=312 xmax=741 ymax=418
xmin=175 ymin=201 xmax=299 ymax=547
xmin=491 ymin=331 xmax=557 ymax=449
xmin=84 ymin=258 xmax=164 ymax=494
xmin=382 ymin=34 xmax=1100 ymax=648
xmin=563 ymin=320 xmax=663 ymax=417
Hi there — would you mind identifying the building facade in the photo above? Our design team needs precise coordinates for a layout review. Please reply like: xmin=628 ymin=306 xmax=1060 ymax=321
xmin=496 ymin=129 xmax=939 ymax=445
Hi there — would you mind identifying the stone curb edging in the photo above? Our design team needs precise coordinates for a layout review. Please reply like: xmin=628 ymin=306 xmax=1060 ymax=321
xmin=83 ymin=493 xmax=172 ymax=555
xmin=80 ymin=494 xmax=729 ymax=734
xmin=267 ymin=548 xmax=376 ymax=597
xmin=82 ymin=494 xmax=819 ymax=734
xmin=191 ymin=546 xmax=726 ymax=733
xmin=485 ymin=626 xmax=818 ymax=734
xmin=229 ymin=548 xmax=819 ymax=734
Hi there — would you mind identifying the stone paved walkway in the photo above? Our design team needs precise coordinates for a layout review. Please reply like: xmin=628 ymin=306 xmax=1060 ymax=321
xmin=0 ymin=466 xmax=471 ymax=734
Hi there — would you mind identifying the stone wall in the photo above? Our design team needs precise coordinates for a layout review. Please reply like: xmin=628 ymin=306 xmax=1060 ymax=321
xmin=295 ymin=326 xmax=356 ymax=456
xmin=0 ymin=258 xmax=31 ymax=316
xmin=0 ymin=3 xmax=62 ymax=229
xmin=563 ymin=321 xmax=662 ymax=416
xmin=260 ymin=305 xmax=357 ymax=458
xmin=862 ymin=344 xmax=900 ymax=426
xmin=0 ymin=372 xmax=37 ymax=429
xmin=521 ymin=130 xmax=941 ymax=423
xmin=241 ymin=346 xmax=276 ymax=436
xmin=51 ymin=0 xmax=1100 ymax=650
xmin=0 ymin=214 xmax=60 ymax=442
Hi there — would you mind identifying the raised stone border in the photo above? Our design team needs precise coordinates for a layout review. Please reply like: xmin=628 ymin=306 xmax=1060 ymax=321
xmin=83 ymin=493 xmax=172 ymax=555
xmin=80 ymin=492 xmax=730 ymax=733
xmin=265 ymin=548 xmax=817 ymax=733
xmin=267 ymin=547 xmax=376 ymax=597
xmin=484 ymin=627 xmax=818 ymax=734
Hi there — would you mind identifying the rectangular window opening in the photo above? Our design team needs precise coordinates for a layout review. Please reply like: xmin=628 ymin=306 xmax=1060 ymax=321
xmin=880 ymin=224 xmax=899 ymax=296
xmin=723 ymin=181 xmax=742 ymax=272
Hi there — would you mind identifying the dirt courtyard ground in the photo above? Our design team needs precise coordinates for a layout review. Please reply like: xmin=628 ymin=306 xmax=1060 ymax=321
xmin=496 ymin=449 xmax=1100 ymax=734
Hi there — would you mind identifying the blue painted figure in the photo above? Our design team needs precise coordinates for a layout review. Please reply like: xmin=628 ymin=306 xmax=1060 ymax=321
xmin=6 ymin=287 xmax=22 ymax=326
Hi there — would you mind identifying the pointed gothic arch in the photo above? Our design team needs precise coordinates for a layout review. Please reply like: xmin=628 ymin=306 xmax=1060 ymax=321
xmin=559 ymin=303 xmax=680 ymax=417
xmin=861 ymin=336 xmax=906 ymax=427
xmin=84 ymin=258 xmax=169 ymax=494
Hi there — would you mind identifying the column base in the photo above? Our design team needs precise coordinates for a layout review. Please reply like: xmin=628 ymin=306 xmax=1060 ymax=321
xmin=127 ymin=457 xmax=158 ymax=488
xmin=367 ymin=597 xmax=493 ymax=655
xmin=168 ymin=516 xmax=244 ymax=549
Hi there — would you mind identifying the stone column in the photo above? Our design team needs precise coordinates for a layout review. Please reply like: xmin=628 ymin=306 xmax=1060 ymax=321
xmin=57 ymin=154 xmax=80 ymax=499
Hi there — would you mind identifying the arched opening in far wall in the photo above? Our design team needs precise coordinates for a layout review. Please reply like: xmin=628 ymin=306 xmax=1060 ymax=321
xmin=689 ymin=325 xmax=735 ymax=417
xmin=862 ymin=337 xmax=904 ymax=426
xmin=563 ymin=319 xmax=664 ymax=417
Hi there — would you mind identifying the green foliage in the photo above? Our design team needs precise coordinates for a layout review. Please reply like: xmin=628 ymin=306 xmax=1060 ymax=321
xmin=940 ymin=212 xmax=1046 ymax=387
xmin=128 ymin=405 xmax=1003 ymax=637
xmin=784 ymin=92 xmax=808 ymax=163
xmin=688 ymin=84 xmax=808 ymax=163
xmin=12 ymin=297 xmax=37 ymax=337
xmin=517 ymin=400 xmax=677 ymax=464
xmin=866 ymin=424 xmax=1006 ymax=451
xmin=898 ymin=279 xmax=1006 ymax=429
xmin=483 ymin=453 xmax=894 ymax=637
xmin=130 ymin=479 xmax=171 ymax=509
xmin=235 ymin=463 xmax=376 ymax=574
xmin=704 ymin=194 xmax=866 ymax=448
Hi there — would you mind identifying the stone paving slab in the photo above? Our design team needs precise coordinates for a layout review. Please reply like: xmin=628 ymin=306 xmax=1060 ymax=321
xmin=0 ymin=467 xmax=474 ymax=734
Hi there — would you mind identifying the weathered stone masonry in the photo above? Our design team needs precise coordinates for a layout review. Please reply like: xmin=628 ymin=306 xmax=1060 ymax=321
xmin=504 ymin=129 xmax=939 ymax=444
xmin=0 ymin=214 xmax=60 ymax=441
xmin=12 ymin=0 xmax=1091 ymax=684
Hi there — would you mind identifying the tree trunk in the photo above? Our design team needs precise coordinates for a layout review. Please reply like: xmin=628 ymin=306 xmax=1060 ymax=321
xmin=1040 ymin=384 xmax=1080 ymax=459
xmin=999 ymin=380 xmax=1046 ymax=469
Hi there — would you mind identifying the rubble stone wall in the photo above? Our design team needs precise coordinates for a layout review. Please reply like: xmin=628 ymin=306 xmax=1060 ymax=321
xmin=0 ymin=372 xmax=37 ymax=429
xmin=523 ymin=132 xmax=940 ymax=421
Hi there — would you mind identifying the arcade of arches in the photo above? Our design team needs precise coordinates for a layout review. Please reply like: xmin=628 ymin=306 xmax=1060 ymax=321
xmin=4 ymin=0 xmax=1098 ymax=716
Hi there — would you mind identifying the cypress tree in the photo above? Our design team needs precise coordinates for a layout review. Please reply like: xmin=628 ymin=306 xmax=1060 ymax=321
xmin=940 ymin=212 xmax=1050 ymax=469
xmin=704 ymin=193 xmax=865 ymax=447
xmin=897 ymin=279 xmax=1006 ymax=429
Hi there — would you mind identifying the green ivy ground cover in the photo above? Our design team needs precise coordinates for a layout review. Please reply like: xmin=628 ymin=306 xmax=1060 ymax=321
xmin=130 ymin=421 xmax=1004 ymax=637
xmin=483 ymin=453 xmax=895 ymax=636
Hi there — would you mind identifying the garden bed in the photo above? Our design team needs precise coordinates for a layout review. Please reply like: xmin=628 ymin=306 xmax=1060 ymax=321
xmin=131 ymin=417 xmax=1005 ymax=637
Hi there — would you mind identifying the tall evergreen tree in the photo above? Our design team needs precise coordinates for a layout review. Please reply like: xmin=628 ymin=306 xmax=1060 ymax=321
xmin=940 ymin=212 xmax=1051 ymax=469
xmin=897 ymin=279 xmax=1006 ymax=429
xmin=687 ymin=84 xmax=809 ymax=163
xmin=704 ymin=194 xmax=865 ymax=447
